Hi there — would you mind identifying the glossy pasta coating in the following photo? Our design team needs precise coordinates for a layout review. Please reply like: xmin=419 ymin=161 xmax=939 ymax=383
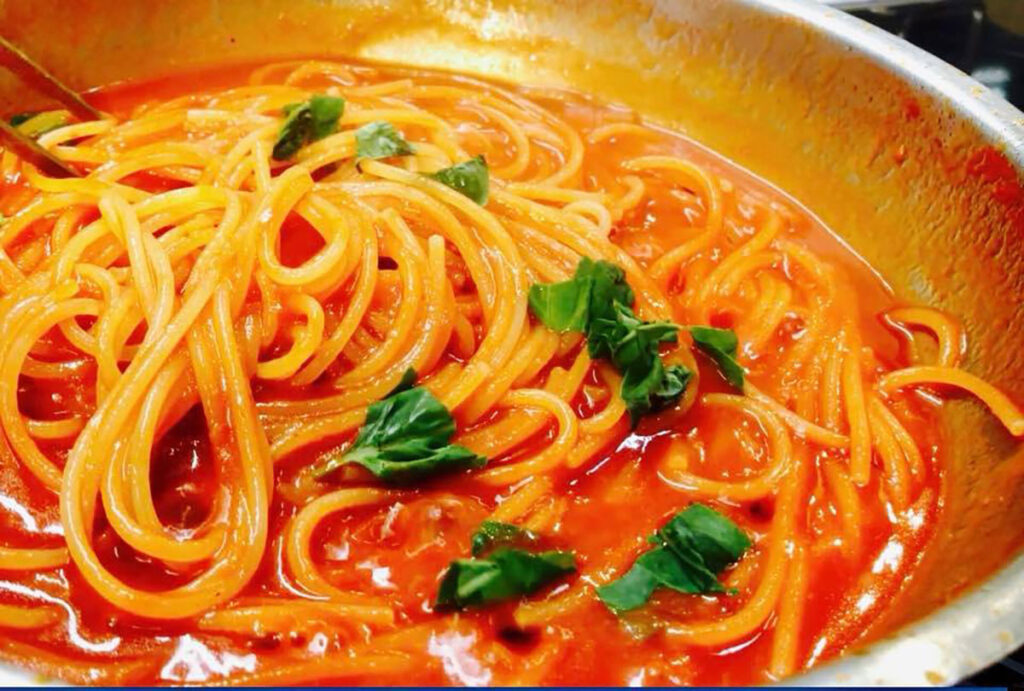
xmin=0 ymin=60 xmax=1018 ymax=686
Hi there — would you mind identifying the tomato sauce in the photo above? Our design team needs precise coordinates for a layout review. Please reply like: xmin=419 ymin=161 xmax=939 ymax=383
xmin=0 ymin=61 xmax=945 ymax=685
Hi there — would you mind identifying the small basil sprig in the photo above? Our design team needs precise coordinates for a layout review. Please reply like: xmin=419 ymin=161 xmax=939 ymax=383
xmin=591 ymin=302 xmax=693 ymax=421
xmin=355 ymin=121 xmax=414 ymax=159
xmin=427 ymin=155 xmax=489 ymax=205
xmin=529 ymin=258 xmax=692 ymax=424
xmin=314 ymin=369 xmax=485 ymax=484
xmin=596 ymin=504 xmax=750 ymax=614
xmin=529 ymin=257 xmax=633 ymax=333
xmin=272 ymin=94 xmax=345 ymax=161
xmin=436 ymin=548 xmax=576 ymax=610
xmin=437 ymin=520 xmax=575 ymax=610
xmin=470 ymin=519 xmax=539 ymax=557
xmin=689 ymin=326 xmax=744 ymax=389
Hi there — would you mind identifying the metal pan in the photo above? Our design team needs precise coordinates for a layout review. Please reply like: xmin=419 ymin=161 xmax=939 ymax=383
xmin=0 ymin=0 xmax=1021 ymax=684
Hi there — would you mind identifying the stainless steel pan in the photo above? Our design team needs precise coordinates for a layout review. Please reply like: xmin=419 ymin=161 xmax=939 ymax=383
xmin=0 ymin=0 xmax=1021 ymax=684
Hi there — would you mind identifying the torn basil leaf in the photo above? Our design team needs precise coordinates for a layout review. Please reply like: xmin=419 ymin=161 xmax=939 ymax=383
xmin=689 ymin=326 xmax=745 ymax=389
xmin=529 ymin=258 xmax=691 ymax=424
xmin=470 ymin=520 xmax=539 ymax=557
xmin=427 ymin=155 xmax=489 ymax=205
xmin=595 ymin=547 xmax=697 ymax=613
xmin=592 ymin=303 xmax=689 ymax=424
xmin=354 ymin=120 xmax=414 ymax=159
xmin=597 ymin=504 xmax=750 ymax=614
xmin=314 ymin=375 xmax=486 ymax=484
xmin=385 ymin=367 xmax=418 ymax=397
xmin=528 ymin=258 xmax=634 ymax=334
xmin=527 ymin=276 xmax=592 ymax=333
xmin=587 ymin=301 xmax=678 ymax=365
xmin=620 ymin=360 xmax=693 ymax=424
xmin=435 ymin=547 xmax=575 ymax=610
xmin=272 ymin=94 xmax=345 ymax=161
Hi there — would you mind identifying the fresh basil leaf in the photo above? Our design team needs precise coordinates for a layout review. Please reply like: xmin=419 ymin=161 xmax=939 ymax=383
xmin=354 ymin=120 xmax=414 ymax=159
xmin=427 ymin=155 xmax=489 ymax=205
xmin=306 ymin=95 xmax=344 ymax=139
xmin=528 ymin=258 xmax=633 ymax=333
xmin=435 ymin=547 xmax=575 ymax=609
xmin=386 ymin=367 xmax=418 ymax=397
xmin=435 ymin=558 xmax=496 ymax=609
xmin=529 ymin=258 xmax=691 ymax=424
xmin=620 ymin=360 xmax=693 ymax=424
xmin=470 ymin=520 xmax=539 ymax=557
xmin=580 ymin=258 xmax=635 ymax=326
xmin=272 ymin=94 xmax=345 ymax=161
xmin=13 ymin=111 xmax=69 ymax=138
xmin=654 ymin=364 xmax=692 ymax=407
xmin=314 ymin=384 xmax=486 ymax=484
xmin=589 ymin=302 xmax=690 ymax=423
xmin=596 ymin=546 xmax=703 ymax=613
xmin=590 ymin=302 xmax=677 ymax=366
xmin=355 ymin=387 xmax=455 ymax=454
xmin=597 ymin=504 xmax=750 ymax=614
xmin=528 ymin=278 xmax=591 ymax=332
xmin=689 ymin=325 xmax=744 ymax=389
xmin=619 ymin=357 xmax=668 ymax=420
xmin=659 ymin=503 xmax=751 ymax=576
xmin=342 ymin=442 xmax=484 ymax=484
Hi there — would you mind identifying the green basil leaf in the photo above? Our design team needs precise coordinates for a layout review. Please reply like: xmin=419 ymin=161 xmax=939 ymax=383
xmin=658 ymin=503 xmax=751 ymax=576
xmin=528 ymin=258 xmax=633 ymax=333
xmin=654 ymin=364 xmax=692 ymax=408
xmin=435 ymin=547 xmax=575 ymax=609
xmin=590 ymin=303 xmax=689 ymax=423
xmin=596 ymin=547 xmax=704 ymax=613
xmin=272 ymin=94 xmax=345 ymax=161
xmin=689 ymin=326 xmax=745 ymax=389
xmin=386 ymin=367 xmax=418 ymax=397
xmin=342 ymin=442 xmax=484 ymax=484
xmin=307 ymin=95 xmax=345 ymax=139
xmin=580 ymin=258 xmax=635 ymax=325
xmin=314 ymin=383 xmax=486 ymax=484
xmin=427 ymin=155 xmax=489 ymax=205
xmin=527 ymin=278 xmax=591 ymax=332
xmin=470 ymin=520 xmax=539 ymax=557
xmin=597 ymin=504 xmax=750 ymax=614
xmin=529 ymin=258 xmax=691 ymax=425
xmin=620 ymin=360 xmax=693 ymax=425
xmin=354 ymin=120 xmax=414 ymax=159
xmin=435 ymin=558 xmax=497 ymax=609
xmin=356 ymin=387 xmax=455 ymax=453
xmin=592 ymin=303 xmax=678 ymax=367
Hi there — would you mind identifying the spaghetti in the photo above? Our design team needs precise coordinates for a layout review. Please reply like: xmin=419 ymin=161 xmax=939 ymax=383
xmin=0 ymin=59 xmax=1017 ymax=685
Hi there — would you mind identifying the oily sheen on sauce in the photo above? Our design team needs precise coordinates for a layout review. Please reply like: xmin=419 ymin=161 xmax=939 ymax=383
xmin=0 ymin=59 xmax=1019 ymax=686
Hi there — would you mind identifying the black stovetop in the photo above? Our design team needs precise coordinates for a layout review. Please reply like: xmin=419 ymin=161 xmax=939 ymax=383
xmin=836 ymin=1 xmax=1023 ymax=686
xmin=848 ymin=0 xmax=1024 ymax=108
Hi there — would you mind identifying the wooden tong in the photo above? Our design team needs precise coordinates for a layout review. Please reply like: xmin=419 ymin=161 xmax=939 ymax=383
xmin=0 ymin=36 xmax=99 ymax=178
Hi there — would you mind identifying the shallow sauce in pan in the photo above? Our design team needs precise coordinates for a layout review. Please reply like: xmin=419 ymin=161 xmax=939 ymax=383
xmin=0 ymin=60 xmax=966 ymax=685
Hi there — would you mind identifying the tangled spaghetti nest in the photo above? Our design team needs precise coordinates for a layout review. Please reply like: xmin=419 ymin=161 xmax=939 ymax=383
xmin=0 ymin=60 xmax=1019 ymax=684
